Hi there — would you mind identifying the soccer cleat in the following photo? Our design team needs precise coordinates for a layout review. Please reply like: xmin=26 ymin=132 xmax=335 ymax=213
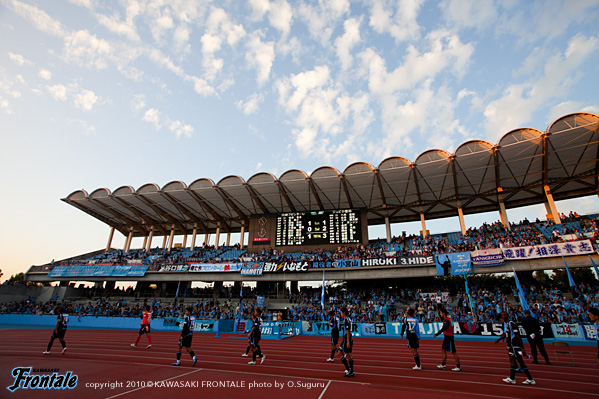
xmin=248 ymin=361 xmax=256 ymax=365
xmin=172 ymin=361 xmax=181 ymax=366
xmin=412 ymin=365 xmax=421 ymax=370
xmin=452 ymin=367 xmax=461 ymax=372
xmin=344 ymin=372 xmax=355 ymax=378
xmin=131 ymin=344 xmax=137 ymax=347
xmin=192 ymin=356 xmax=197 ymax=367
xmin=503 ymin=377 xmax=516 ymax=384
xmin=42 ymin=351 xmax=50 ymax=355
xmin=437 ymin=364 xmax=446 ymax=369
xmin=344 ymin=369 xmax=350 ymax=375
xmin=326 ymin=358 xmax=335 ymax=362
xmin=147 ymin=345 xmax=152 ymax=349
xmin=523 ymin=379 xmax=536 ymax=385
xmin=261 ymin=355 xmax=266 ymax=364
xmin=241 ymin=353 xmax=248 ymax=357
xmin=61 ymin=347 xmax=67 ymax=355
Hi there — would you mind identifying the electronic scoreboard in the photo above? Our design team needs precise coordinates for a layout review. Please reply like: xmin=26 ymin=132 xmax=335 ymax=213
xmin=275 ymin=209 xmax=362 ymax=246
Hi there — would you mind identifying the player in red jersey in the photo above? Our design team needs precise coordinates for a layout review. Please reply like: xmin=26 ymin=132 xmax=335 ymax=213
xmin=434 ymin=307 xmax=461 ymax=371
xmin=131 ymin=305 xmax=152 ymax=348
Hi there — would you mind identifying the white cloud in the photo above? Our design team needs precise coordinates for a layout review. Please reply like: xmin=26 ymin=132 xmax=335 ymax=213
xmin=245 ymin=33 xmax=275 ymax=85
xmin=131 ymin=94 xmax=146 ymax=112
xmin=63 ymin=30 xmax=113 ymax=70
xmin=38 ymin=69 xmax=52 ymax=80
xmin=142 ymin=107 xmax=193 ymax=138
xmin=4 ymin=0 xmax=65 ymax=37
xmin=483 ymin=34 xmax=599 ymax=140
xmin=73 ymin=89 xmax=98 ymax=111
xmin=439 ymin=0 xmax=497 ymax=30
xmin=0 ymin=98 xmax=12 ymax=114
xmin=68 ymin=118 xmax=97 ymax=135
xmin=8 ymin=52 xmax=32 ymax=66
xmin=269 ymin=0 xmax=293 ymax=36
xmin=236 ymin=93 xmax=264 ymax=115
xmin=47 ymin=84 xmax=67 ymax=101
xmin=335 ymin=18 xmax=361 ymax=70
xmin=368 ymin=0 xmax=423 ymax=42
xmin=297 ymin=0 xmax=350 ymax=44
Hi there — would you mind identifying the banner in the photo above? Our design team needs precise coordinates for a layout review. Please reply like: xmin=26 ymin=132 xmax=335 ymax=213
xmin=158 ymin=264 xmax=189 ymax=273
xmin=310 ymin=260 xmax=362 ymax=269
xmin=362 ymin=322 xmax=555 ymax=338
xmin=240 ymin=263 xmax=263 ymax=276
xmin=435 ymin=252 xmax=472 ymax=276
xmin=47 ymin=265 xmax=148 ymax=277
xmin=256 ymin=296 xmax=265 ymax=308
xmin=188 ymin=263 xmax=243 ymax=272
xmin=470 ymin=249 xmax=504 ymax=267
xmin=581 ymin=323 xmax=598 ymax=341
xmin=502 ymin=240 xmax=594 ymax=260
xmin=419 ymin=292 xmax=450 ymax=302
xmin=551 ymin=323 xmax=583 ymax=339
xmin=262 ymin=261 xmax=310 ymax=273
xmin=361 ymin=256 xmax=434 ymax=267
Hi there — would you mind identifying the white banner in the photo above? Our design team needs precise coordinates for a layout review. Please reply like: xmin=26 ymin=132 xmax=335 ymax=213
xmin=188 ymin=263 xmax=243 ymax=272
xmin=551 ymin=323 xmax=583 ymax=339
xmin=501 ymin=240 xmax=594 ymax=260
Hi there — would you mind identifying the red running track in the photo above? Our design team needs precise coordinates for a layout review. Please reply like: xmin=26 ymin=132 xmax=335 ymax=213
xmin=0 ymin=329 xmax=597 ymax=399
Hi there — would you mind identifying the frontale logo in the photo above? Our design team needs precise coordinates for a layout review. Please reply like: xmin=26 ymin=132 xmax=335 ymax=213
xmin=7 ymin=367 xmax=78 ymax=392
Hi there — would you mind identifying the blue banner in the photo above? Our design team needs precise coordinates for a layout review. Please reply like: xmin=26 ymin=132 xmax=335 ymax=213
xmin=47 ymin=265 xmax=148 ymax=277
xmin=435 ymin=252 xmax=472 ymax=276
xmin=311 ymin=260 xmax=361 ymax=268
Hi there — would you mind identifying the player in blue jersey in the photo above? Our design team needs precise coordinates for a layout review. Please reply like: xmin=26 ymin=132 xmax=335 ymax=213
xmin=589 ymin=307 xmax=599 ymax=367
xmin=401 ymin=308 xmax=422 ymax=369
xmin=248 ymin=308 xmax=266 ymax=365
xmin=340 ymin=307 xmax=354 ymax=377
xmin=495 ymin=312 xmax=535 ymax=385
xmin=327 ymin=310 xmax=341 ymax=362
xmin=43 ymin=306 xmax=68 ymax=355
xmin=172 ymin=307 xmax=197 ymax=366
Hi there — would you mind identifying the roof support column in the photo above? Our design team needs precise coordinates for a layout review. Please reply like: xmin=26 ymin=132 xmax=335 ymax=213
xmin=191 ymin=225 xmax=197 ymax=250
xmin=240 ymin=222 xmax=245 ymax=247
xmin=457 ymin=201 xmax=466 ymax=235
xmin=142 ymin=235 xmax=148 ymax=252
xmin=420 ymin=212 xmax=428 ymax=238
xmin=543 ymin=185 xmax=561 ymax=224
xmin=162 ymin=235 xmax=167 ymax=249
xmin=183 ymin=234 xmax=188 ymax=248
xmin=125 ymin=227 xmax=133 ymax=252
xmin=497 ymin=188 xmax=510 ymax=230
xmin=168 ymin=225 xmax=175 ymax=252
xmin=385 ymin=216 xmax=392 ymax=243
xmin=215 ymin=224 xmax=221 ymax=249
xmin=226 ymin=232 xmax=231 ymax=246
xmin=204 ymin=233 xmax=209 ymax=246
xmin=105 ymin=227 xmax=115 ymax=253
xmin=146 ymin=227 xmax=154 ymax=251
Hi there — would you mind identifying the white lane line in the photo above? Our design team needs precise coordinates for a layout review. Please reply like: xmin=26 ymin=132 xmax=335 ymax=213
xmin=317 ymin=380 xmax=331 ymax=399
xmin=104 ymin=368 xmax=202 ymax=399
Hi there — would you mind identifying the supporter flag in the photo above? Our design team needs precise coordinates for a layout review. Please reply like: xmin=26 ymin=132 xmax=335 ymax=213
xmin=512 ymin=269 xmax=530 ymax=313
xmin=591 ymin=256 xmax=599 ymax=280
xmin=239 ymin=284 xmax=243 ymax=314
xmin=175 ymin=281 xmax=181 ymax=300
xmin=562 ymin=256 xmax=577 ymax=298
xmin=463 ymin=275 xmax=477 ymax=322
xmin=321 ymin=271 xmax=325 ymax=310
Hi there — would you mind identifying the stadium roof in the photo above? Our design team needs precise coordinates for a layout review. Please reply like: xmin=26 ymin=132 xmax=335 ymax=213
xmin=63 ymin=112 xmax=599 ymax=238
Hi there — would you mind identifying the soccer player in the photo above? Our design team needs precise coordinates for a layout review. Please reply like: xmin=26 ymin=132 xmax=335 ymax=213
xmin=43 ymin=306 xmax=68 ymax=355
xmin=494 ymin=312 xmax=535 ymax=385
xmin=172 ymin=307 xmax=197 ymax=367
xmin=339 ymin=307 xmax=354 ymax=377
xmin=131 ymin=305 xmax=152 ymax=348
xmin=248 ymin=308 xmax=266 ymax=365
xmin=521 ymin=309 xmax=550 ymax=364
xmin=589 ymin=307 xmax=599 ymax=367
xmin=327 ymin=310 xmax=341 ymax=362
xmin=434 ymin=307 xmax=461 ymax=371
xmin=401 ymin=308 xmax=422 ymax=369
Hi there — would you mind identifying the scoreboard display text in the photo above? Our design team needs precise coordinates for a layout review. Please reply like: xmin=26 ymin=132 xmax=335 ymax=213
xmin=275 ymin=209 xmax=362 ymax=246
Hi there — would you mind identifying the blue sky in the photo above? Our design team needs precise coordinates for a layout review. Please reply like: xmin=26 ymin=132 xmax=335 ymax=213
xmin=1 ymin=0 xmax=598 ymax=281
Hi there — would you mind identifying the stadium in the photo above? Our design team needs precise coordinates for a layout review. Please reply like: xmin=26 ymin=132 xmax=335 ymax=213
xmin=2 ymin=112 xmax=598 ymax=398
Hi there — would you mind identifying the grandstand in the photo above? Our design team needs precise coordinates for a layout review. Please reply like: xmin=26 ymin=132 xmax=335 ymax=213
xmin=13 ymin=112 xmax=597 ymax=315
